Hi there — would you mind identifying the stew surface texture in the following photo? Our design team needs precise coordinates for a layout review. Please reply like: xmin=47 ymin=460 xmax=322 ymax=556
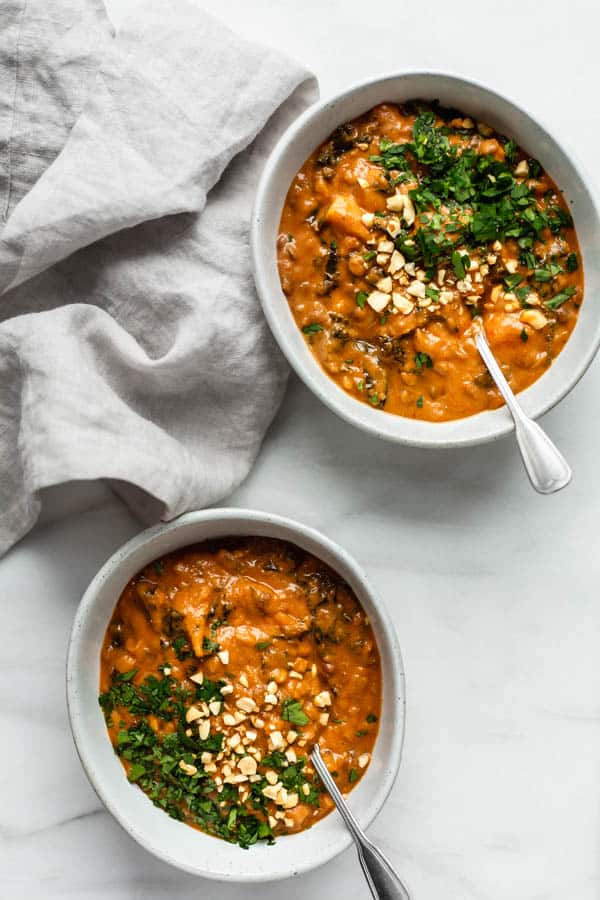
xmin=99 ymin=538 xmax=381 ymax=848
xmin=277 ymin=101 xmax=583 ymax=421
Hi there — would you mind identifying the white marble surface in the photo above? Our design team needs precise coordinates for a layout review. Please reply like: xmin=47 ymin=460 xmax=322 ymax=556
xmin=3 ymin=0 xmax=600 ymax=897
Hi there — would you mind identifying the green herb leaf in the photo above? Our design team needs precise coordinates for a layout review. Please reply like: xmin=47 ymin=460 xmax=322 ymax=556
xmin=504 ymin=273 xmax=523 ymax=290
xmin=545 ymin=286 xmax=576 ymax=310
xmin=533 ymin=262 xmax=562 ymax=283
xmin=128 ymin=763 xmax=146 ymax=783
xmin=202 ymin=637 xmax=220 ymax=654
xmin=451 ymin=250 xmax=468 ymax=280
xmin=566 ymin=253 xmax=579 ymax=272
xmin=414 ymin=352 xmax=433 ymax=371
xmin=281 ymin=698 xmax=309 ymax=727
xmin=356 ymin=290 xmax=368 ymax=309
xmin=172 ymin=635 xmax=191 ymax=661
xmin=302 ymin=323 xmax=324 ymax=335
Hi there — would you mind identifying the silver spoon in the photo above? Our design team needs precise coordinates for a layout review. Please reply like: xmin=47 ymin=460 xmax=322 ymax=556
xmin=311 ymin=745 xmax=410 ymax=900
xmin=474 ymin=324 xmax=571 ymax=494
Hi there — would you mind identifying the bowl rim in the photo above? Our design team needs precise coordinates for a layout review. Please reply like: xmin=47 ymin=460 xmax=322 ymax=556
xmin=66 ymin=507 xmax=406 ymax=882
xmin=251 ymin=68 xmax=600 ymax=448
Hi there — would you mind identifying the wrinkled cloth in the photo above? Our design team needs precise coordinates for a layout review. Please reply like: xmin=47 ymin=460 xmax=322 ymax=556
xmin=0 ymin=0 xmax=317 ymax=555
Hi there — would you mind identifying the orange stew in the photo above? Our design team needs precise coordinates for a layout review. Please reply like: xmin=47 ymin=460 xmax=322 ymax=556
xmin=278 ymin=101 xmax=583 ymax=421
xmin=99 ymin=538 xmax=381 ymax=848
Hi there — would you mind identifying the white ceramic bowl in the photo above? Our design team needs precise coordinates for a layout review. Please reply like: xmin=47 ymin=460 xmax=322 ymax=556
xmin=67 ymin=508 xmax=405 ymax=882
xmin=252 ymin=71 xmax=600 ymax=448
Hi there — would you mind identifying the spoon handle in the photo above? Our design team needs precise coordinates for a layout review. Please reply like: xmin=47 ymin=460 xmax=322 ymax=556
xmin=355 ymin=841 xmax=411 ymax=900
xmin=474 ymin=330 xmax=571 ymax=494
xmin=311 ymin=746 xmax=410 ymax=900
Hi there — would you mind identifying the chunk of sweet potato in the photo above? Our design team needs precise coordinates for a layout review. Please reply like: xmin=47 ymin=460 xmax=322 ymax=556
xmin=322 ymin=194 xmax=369 ymax=240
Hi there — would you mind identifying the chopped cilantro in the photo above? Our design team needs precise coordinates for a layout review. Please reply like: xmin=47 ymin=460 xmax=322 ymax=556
xmin=545 ymin=286 xmax=576 ymax=310
xmin=414 ymin=352 xmax=433 ymax=371
xmin=504 ymin=273 xmax=523 ymax=290
xmin=504 ymin=140 xmax=517 ymax=164
xmin=281 ymin=698 xmax=309 ymax=727
xmin=534 ymin=262 xmax=562 ymax=283
xmin=356 ymin=290 xmax=368 ymax=309
xmin=348 ymin=768 xmax=359 ymax=783
xmin=302 ymin=323 xmax=323 ymax=335
xmin=369 ymin=137 xmax=411 ymax=172
xmin=566 ymin=253 xmax=579 ymax=272
xmin=452 ymin=250 xmax=468 ymax=280
xmin=416 ymin=395 xmax=424 ymax=409
xmin=99 ymin=668 xmax=282 ymax=849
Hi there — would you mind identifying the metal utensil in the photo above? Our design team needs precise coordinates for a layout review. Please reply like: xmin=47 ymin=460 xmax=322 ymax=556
xmin=310 ymin=745 xmax=410 ymax=900
xmin=474 ymin=324 xmax=571 ymax=494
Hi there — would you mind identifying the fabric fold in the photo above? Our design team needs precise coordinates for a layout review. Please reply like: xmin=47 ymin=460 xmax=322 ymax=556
xmin=0 ymin=0 xmax=318 ymax=555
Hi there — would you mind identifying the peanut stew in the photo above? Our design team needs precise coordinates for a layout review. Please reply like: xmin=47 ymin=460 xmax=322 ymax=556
xmin=277 ymin=102 xmax=583 ymax=421
xmin=99 ymin=538 xmax=381 ymax=848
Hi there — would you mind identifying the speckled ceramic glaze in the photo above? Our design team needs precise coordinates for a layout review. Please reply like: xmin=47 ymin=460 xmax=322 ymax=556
xmin=66 ymin=508 xmax=405 ymax=881
xmin=251 ymin=71 xmax=600 ymax=447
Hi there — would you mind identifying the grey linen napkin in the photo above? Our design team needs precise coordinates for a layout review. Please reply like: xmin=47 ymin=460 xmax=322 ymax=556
xmin=0 ymin=0 xmax=317 ymax=555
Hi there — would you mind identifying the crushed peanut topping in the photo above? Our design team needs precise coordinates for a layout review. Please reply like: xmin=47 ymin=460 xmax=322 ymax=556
xmin=100 ymin=538 xmax=381 ymax=849
xmin=278 ymin=101 xmax=582 ymax=421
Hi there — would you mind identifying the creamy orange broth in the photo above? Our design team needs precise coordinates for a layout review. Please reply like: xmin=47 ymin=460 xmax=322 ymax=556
xmin=277 ymin=102 xmax=583 ymax=421
xmin=99 ymin=538 xmax=381 ymax=847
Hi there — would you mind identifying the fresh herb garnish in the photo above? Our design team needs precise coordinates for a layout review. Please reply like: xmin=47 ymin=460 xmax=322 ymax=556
xmin=281 ymin=698 xmax=310 ymax=727
xmin=533 ymin=262 xmax=562 ymax=283
xmin=356 ymin=290 xmax=368 ymax=309
xmin=545 ymin=286 xmax=576 ymax=310
xmin=452 ymin=250 xmax=468 ymax=280
xmin=202 ymin=637 xmax=220 ymax=654
xmin=504 ymin=273 xmax=523 ymax=290
xmin=566 ymin=252 xmax=579 ymax=272
xmin=99 ymin=668 xmax=278 ymax=849
xmin=414 ymin=351 xmax=433 ymax=372
xmin=302 ymin=323 xmax=323 ymax=335
xmin=172 ymin=635 xmax=191 ymax=661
